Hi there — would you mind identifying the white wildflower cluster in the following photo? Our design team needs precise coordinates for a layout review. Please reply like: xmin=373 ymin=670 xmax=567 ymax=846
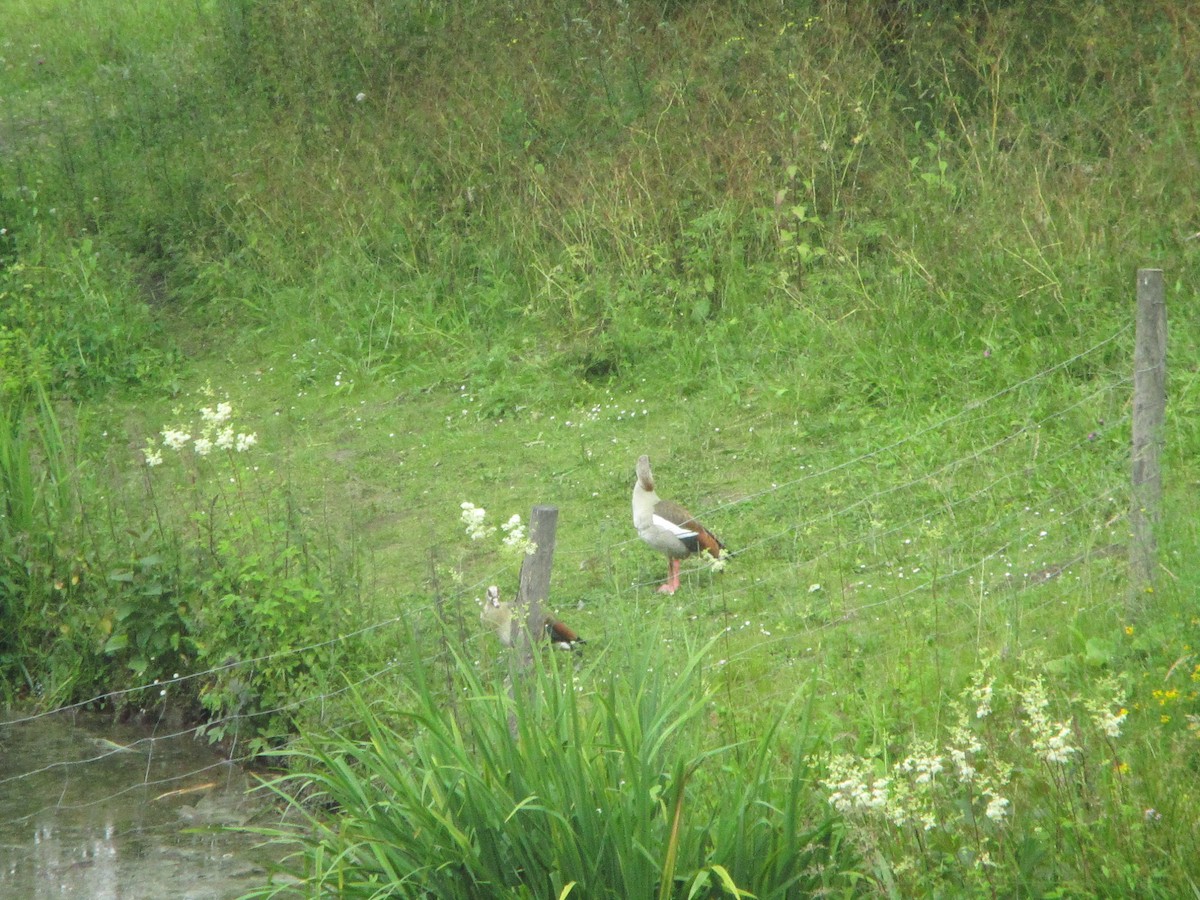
xmin=1093 ymin=707 xmax=1128 ymax=739
xmin=825 ymin=733 xmax=1011 ymax=836
xmin=1085 ymin=677 xmax=1128 ymax=739
xmin=985 ymin=793 xmax=1010 ymax=824
xmin=500 ymin=514 xmax=536 ymax=556
xmin=461 ymin=503 xmax=536 ymax=557
xmin=898 ymin=741 xmax=944 ymax=785
xmin=946 ymin=715 xmax=984 ymax=783
xmin=948 ymin=690 xmax=1013 ymax=824
xmin=823 ymin=752 xmax=935 ymax=831
xmin=824 ymin=755 xmax=891 ymax=816
xmin=823 ymin=662 xmax=1133 ymax=887
xmin=824 ymin=663 xmax=1016 ymax=840
xmin=460 ymin=502 xmax=495 ymax=541
xmin=1019 ymin=675 xmax=1078 ymax=766
xmin=970 ymin=669 xmax=995 ymax=719
xmin=143 ymin=393 xmax=258 ymax=466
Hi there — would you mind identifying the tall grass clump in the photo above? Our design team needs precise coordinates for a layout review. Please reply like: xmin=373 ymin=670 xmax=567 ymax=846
xmin=0 ymin=384 xmax=75 ymax=701
xmin=245 ymin=636 xmax=849 ymax=898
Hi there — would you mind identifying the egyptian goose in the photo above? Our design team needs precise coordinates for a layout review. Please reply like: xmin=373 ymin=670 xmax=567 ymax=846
xmin=632 ymin=455 xmax=726 ymax=594
xmin=480 ymin=586 xmax=586 ymax=651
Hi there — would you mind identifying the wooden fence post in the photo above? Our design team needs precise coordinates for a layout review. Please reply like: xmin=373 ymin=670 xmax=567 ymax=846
xmin=1129 ymin=268 xmax=1166 ymax=610
xmin=516 ymin=505 xmax=559 ymax=666
xmin=505 ymin=505 xmax=558 ymax=738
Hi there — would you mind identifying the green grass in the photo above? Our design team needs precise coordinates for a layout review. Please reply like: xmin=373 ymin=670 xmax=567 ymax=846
xmin=2 ymin=0 xmax=1200 ymax=895
xmin=244 ymin=637 xmax=843 ymax=899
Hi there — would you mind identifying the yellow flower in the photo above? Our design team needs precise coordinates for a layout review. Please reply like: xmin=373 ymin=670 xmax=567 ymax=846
xmin=1161 ymin=715 xmax=1171 ymax=724
xmin=1125 ymin=625 xmax=1135 ymax=636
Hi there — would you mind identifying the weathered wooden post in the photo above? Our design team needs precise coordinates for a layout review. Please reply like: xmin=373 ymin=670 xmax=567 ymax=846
xmin=1129 ymin=268 xmax=1166 ymax=610
xmin=516 ymin=505 xmax=558 ymax=666
xmin=504 ymin=505 xmax=558 ymax=738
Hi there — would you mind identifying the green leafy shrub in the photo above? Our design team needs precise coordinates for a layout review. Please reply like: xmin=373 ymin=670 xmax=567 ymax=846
xmin=132 ymin=392 xmax=350 ymax=751
xmin=192 ymin=538 xmax=341 ymax=755
xmin=99 ymin=538 xmax=195 ymax=683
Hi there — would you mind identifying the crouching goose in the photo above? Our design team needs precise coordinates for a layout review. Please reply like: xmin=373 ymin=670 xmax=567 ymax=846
xmin=480 ymin=586 xmax=586 ymax=650
xmin=632 ymin=455 xmax=726 ymax=594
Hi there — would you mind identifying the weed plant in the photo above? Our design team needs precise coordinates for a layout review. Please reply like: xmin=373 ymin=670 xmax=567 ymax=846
xmin=131 ymin=389 xmax=363 ymax=752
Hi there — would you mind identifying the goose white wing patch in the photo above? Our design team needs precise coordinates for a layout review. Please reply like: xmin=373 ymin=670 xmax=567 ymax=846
xmin=653 ymin=514 xmax=697 ymax=540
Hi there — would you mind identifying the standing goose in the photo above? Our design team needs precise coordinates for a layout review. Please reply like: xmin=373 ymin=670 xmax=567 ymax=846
xmin=632 ymin=455 xmax=726 ymax=594
xmin=480 ymin=586 xmax=586 ymax=651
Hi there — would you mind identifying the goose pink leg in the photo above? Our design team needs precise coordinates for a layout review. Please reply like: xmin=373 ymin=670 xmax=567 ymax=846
xmin=658 ymin=558 xmax=682 ymax=594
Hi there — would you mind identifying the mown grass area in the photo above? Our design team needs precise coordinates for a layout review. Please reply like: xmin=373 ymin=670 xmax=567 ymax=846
xmin=3 ymin=0 xmax=1200 ymax=895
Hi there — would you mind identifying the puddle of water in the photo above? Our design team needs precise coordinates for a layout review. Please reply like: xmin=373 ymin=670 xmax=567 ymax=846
xmin=0 ymin=712 xmax=280 ymax=899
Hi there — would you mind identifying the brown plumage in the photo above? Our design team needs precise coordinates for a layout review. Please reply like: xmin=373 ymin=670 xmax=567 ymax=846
xmin=480 ymin=586 xmax=586 ymax=651
xmin=632 ymin=455 xmax=726 ymax=593
xmin=544 ymin=617 xmax=586 ymax=651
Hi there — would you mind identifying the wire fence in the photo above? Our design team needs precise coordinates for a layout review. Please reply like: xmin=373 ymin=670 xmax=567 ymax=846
xmin=0 ymin=321 xmax=1139 ymax=835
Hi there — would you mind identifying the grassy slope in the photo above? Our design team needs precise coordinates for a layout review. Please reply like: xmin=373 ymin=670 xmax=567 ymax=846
xmin=5 ymin=0 xmax=1200 ymax=893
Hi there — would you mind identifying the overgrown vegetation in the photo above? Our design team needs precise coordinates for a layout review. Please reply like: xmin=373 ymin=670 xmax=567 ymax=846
xmin=246 ymin=640 xmax=845 ymax=898
xmin=2 ymin=0 xmax=1199 ymax=894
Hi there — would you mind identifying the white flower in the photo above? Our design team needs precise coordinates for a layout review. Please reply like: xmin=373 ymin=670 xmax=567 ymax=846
xmin=143 ymin=447 xmax=163 ymax=467
xmin=946 ymin=715 xmax=983 ymax=783
xmin=355 ymin=91 xmax=366 ymax=103
xmin=235 ymin=432 xmax=258 ymax=452
xmin=460 ymin=502 xmax=495 ymax=541
xmin=193 ymin=437 xmax=213 ymax=457
xmin=215 ymin=426 xmax=235 ymax=450
xmin=898 ymin=749 xmax=944 ymax=785
xmin=824 ymin=757 xmax=890 ymax=815
xmin=862 ymin=774 xmax=881 ymax=806
xmin=1095 ymin=707 xmax=1128 ymax=739
xmin=201 ymin=402 xmax=233 ymax=426
xmin=1086 ymin=679 xmax=1128 ymax=739
xmin=985 ymin=793 xmax=1009 ymax=823
xmin=500 ymin=514 xmax=535 ymax=554
xmin=1019 ymin=676 xmax=1078 ymax=765
xmin=1041 ymin=724 xmax=1077 ymax=764
xmin=161 ymin=428 xmax=190 ymax=451
xmin=950 ymin=748 xmax=977 ymax=783
xmin=973 ymin=680 xmax=994 ymax=719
